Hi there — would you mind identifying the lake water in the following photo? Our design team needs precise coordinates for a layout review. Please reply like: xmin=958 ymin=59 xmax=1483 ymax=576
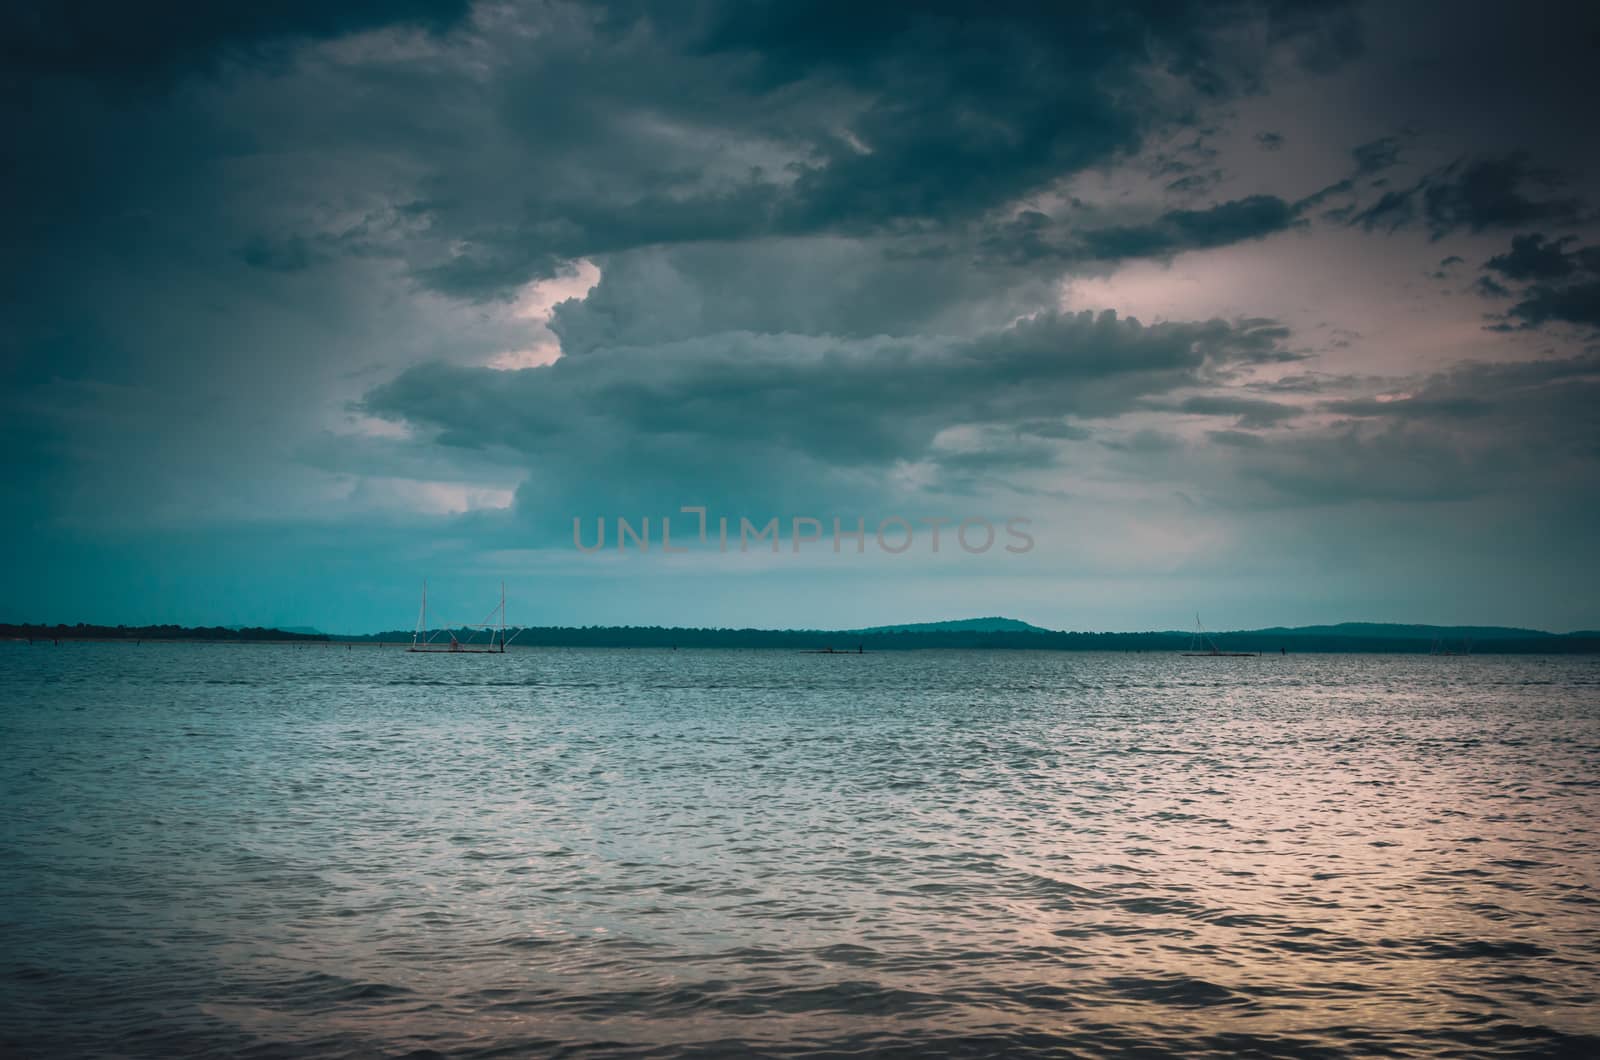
xmin=3 ymin=644 xmax=1598 ymax=1058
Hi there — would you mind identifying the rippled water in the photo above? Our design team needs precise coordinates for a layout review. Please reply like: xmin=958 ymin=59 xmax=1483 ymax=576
xmin=3 ymin=644 xmax=1599 ymax=1058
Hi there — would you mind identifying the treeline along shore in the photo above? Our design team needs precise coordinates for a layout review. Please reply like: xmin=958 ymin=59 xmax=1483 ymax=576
xmin=5 ymin=622 xmax=1599 ymax=653
xmin=1 ymin=623 xmax=331 ymax=644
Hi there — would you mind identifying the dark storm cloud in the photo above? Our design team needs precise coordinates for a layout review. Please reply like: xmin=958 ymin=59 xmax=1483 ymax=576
xmin=394 ymin=0 xmax=1364 ymax=299
xmin=1321 ymin=395 xmax=1491 ymax=420
xmin=1 ymin=0 xmax=470 ymax=83
xmin=1350 ymin=154 xmax=1587 ymax=238
xmin=1489 ymin=233 xmax=1600 ymax=281
xmin=1505 ymin=281 xmax=1600 ymax=329
xmin=1351 ymin=136 xmax=1401 ymax=175
xmin=1171 ymin=394 xmax=1303 ymax=428
xmin=547 ymin=240 xmax=1057 ymax=352
xmin=929 ymin=430 xmax=1062 ymax=474
xmin=1207 ymin=429 xmax=1268 ymax=448
xmin=362 ymin=309 xmax=1293 ymax=517
xmin=1016 ymin=419 xmax=1093 ymax=441
xmin=1217 ymin=354 xmax=1600 ymax=507
xmin=239 ymin=234 xmax=325 ymax=272
xmin=1244 ymin=373 xmax=1343 ymax=395
xmin=1477 ymin=234 xmax=1600 ymax=330
xmin=366 ymin=310 xmax=1285 ymax=456
xmin=1079 ymin=196 xmax=1300 ymax=261
xmin=1346 ymin=187 xmax=1413 ymax=232
xmin=982 ymin=196 xmax=1301 ymax=266
xmin=1101 ymin=429 xmax=1182 ymax=454
xmin=1423 ymin=155 xmax=1585 ymax=236
xmin=0 ymin=0 xmax=1366 ymax=515
xmin=6 ymin=0 xmax=1600 ymax=630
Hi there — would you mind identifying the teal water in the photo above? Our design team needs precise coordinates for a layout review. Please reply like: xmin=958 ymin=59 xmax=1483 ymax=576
xmin=3 ymin=644 xmax=1598 ymax=1057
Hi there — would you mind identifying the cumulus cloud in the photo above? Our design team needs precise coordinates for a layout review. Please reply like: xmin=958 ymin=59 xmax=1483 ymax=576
xmin=362 ymin=309 xmax=1296 ymax=528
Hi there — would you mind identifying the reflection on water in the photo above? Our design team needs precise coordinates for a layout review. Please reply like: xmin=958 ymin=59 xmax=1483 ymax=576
xmin=2 ymin=645 xmax=1598 ymax=1057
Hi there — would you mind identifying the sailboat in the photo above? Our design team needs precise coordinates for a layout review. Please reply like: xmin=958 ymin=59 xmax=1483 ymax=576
xmin=408 ymin=581 xmax=514 ymax=653
xmin=1181 ymin=614 xmax=1258 ymax=657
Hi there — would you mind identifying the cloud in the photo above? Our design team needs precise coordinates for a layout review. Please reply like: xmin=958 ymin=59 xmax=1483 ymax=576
xmin=548 ymin=239 xmax=1054 ymax=353
xmin=1505 ymin=280 xmax=1600 ymax=329
xmin=1207 ymin=429 xmax=1268 ymax=448
xmin=1484 ymin=234 xmax=1579 ymax=281
xmin=1214 ymin=354 xmax=1600 ymax=506
xmin=1351 ymin=153 xmax=1586 ymax=238
xmin=1351 ymin=136 xmax=1401 ymax=174
xmin=984 ymin=195 xmax=1301 ymax=265
xmin=1423 ymin=154 xmax=1584 ymax=235
xmin=389 ymin=1 xmax=1365 ymax=299
xmin=4 ymin=0 xmax=1599 ymax=630
xmin=239 ymin=234 xmax=325 ymax=272
xmin=1 ymin=0 xmax=471 ymax=85
xmin=1172 ymin=394 xmax=1303 ymax=428
xmin=1476 ymin=234 xmax=1600 ymax=330
xmin=362 ymin=309 xmax=1295 ymax=524
xmin=1081 ymin=196 xmax=1302 ymax=260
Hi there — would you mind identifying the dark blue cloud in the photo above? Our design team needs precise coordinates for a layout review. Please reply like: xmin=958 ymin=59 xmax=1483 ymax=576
xmin=1351 ymin=154 xmax=1586 ymax=238
xmin=1081 ymin=196 xmax=1301 ymax=261
xmin=360 ymin=309 xmax=1295 ymax=528
xmin=400 ymin=0 xmax=1363 ymax=297
xmin=1506 ymin=280 xmax=1600 ymax=329
xmin=1351 ymin=136 xmax=1401 ymax=175
xmin=2 ymin=0 xmax=470 ymax=84
xmin=1171 ymin=394 xmax=1303 ymax=428
xmin=1477 ymin=234 xmax=1600 ymax=330
xmin=1485 ymin=234 xmax=1583 ymax=281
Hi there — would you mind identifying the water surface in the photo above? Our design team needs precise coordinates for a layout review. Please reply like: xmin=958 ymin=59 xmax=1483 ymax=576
xmin=3 ymin=645 xmax=1598 ymax=1057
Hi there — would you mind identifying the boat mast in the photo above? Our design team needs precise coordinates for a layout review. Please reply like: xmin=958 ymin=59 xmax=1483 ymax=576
xmin=499 ymin=581 xmax=506 ymax=652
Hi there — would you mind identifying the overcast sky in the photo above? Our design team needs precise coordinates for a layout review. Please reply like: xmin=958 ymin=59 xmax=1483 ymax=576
xmin=4 ymin=0 xmax=1598 ymax=633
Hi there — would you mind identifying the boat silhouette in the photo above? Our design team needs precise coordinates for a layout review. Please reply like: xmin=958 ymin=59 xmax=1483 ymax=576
xmin=408 ymin=581 xmax=515 ymax=653
xmin=1181 ymin=614 xmax=1258 ymax=657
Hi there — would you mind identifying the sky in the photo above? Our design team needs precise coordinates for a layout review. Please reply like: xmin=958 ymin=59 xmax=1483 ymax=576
xmin=3 ymin=0 xmax=1598 ymax=634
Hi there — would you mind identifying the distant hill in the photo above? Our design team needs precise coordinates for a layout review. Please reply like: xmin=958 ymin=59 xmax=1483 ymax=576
xmin=853 ymin=617 xmax=1053 ymax=634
